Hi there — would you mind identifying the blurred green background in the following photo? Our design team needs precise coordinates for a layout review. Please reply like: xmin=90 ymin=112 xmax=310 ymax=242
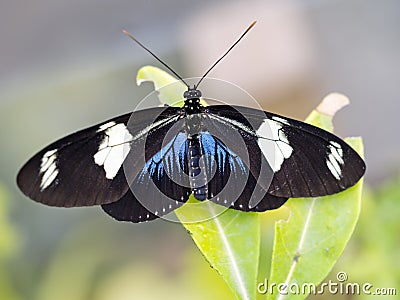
xmin=0 ymin=0 xmax=399 ymax=299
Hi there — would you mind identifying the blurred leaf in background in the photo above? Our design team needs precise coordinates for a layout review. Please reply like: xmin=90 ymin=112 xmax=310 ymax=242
xmin=327 ymin=177 xmax=400 ymax=299
xmin=0 ymin=183 xmax=20 ymax=300
xmin=33 ymin=218 xmax=235 ymax=300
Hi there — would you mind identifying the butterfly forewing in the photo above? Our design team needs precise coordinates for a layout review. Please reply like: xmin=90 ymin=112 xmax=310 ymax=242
xmin=17 ymin=107 xmax=182 ymax=207
xmin=206 ymin=105 xmax=365 ymax=198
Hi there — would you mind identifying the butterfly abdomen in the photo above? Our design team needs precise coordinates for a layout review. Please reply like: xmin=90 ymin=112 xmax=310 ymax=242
xmin=187 ymin=134 xmax=208 ymax=200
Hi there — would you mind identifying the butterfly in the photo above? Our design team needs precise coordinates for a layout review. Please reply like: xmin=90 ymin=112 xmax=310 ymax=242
xmin=16 ymin=22 xmax=365 ymax=223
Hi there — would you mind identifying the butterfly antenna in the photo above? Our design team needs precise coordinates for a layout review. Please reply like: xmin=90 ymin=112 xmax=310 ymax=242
xmin=123 ymin=30 xmax=190 ymax=89
xmin=194 ymin=21 xmax=257 ymax=89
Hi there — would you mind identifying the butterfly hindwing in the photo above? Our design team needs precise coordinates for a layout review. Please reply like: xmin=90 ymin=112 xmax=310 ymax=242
xmin=102 ymin=128 xmax=192 ymax=222
xmin=229 ymin=171 xmax=288 ymax=212
xmin=129 ymin=131 xmax=191 ymax=203
xmin=101 ymin=182 xmax=185 ymax=223
xmin=195 ymin=131 xmax=286 ymax=212
xmin=199 ymin=132 xmax=248 ymax=201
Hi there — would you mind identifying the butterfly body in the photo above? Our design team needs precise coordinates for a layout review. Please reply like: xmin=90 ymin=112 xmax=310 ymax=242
xmin=182 ymin=89 xmax=212 ymax=200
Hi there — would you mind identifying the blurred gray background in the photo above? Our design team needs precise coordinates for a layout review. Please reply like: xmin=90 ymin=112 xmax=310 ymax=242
xmin=0 ymin=0 xmax=399 ymax=299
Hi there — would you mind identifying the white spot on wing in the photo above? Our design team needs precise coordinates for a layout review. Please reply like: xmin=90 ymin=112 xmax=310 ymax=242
xmin=330 ymin=141 xmax=341 ymax=148
xmin=329 ymin=142 xmax=344 ymax=162
xmin=326 ymin=142 xmax=344 ymax=180
xmin=327 ymin=158 xmax=341 ymax=180
xmin=40 ymin=149 xmax=59 ymax=190
xmin=256 ymin=119 xmax=293 ymax=172
xmin=94 ymin=123 xmax=133 ymax=179
xmin=331 ymin=147 xmax=344 ymax=165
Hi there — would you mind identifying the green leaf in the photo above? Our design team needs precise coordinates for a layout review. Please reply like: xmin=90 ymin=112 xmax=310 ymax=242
xmin=176 ymin=200 xmax=260 ymax=300
xmin=137 ymin=65 xmax=186 ymax=106
xmin=0 ymin=183 xmax=18 ymax=260
xmin=266 ymin=94 xmax=364 ymax=300
xmin=137 ymin=66 xmax=260 ymax=300
xmin=0 ymin=183 xmax=21 ymax=300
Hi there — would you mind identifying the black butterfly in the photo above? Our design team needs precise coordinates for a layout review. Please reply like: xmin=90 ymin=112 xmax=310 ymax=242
xmin=16 ymin=22 xmax=365 ymax=223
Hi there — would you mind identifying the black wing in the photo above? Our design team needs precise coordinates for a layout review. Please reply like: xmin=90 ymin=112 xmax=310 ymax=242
xmin=205 ymin=105 xmax=365 ymax=198
xmin=196 ymin=130 xmax=286 ymax=212
xmin=17 ymin=107 xmax=182 ymax=207
xmin=101 ymin=189 xmax=184 ymax=223
xmin=102 ymin=132 xmax=191 ymax=222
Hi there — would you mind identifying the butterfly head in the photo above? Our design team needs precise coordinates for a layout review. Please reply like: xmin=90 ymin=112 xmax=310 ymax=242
xmin=183 ymin=88 xmax=202 ymax=100
xmin=183 ymin=88 xmax=203 ymax=114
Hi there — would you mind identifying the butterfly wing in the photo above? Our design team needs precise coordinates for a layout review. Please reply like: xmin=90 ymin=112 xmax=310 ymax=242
xmin=102 ymin=132 xmax=191 ymax=222
xmin=17 ymin=107 xmax=182 ymax=207
xmin=206 ymin=105 xmax=365 ymax=198
xmin=195 ymin=130 xmax=286 ymax=212
xmin=101 ymin=188 xmax=185 ymax=223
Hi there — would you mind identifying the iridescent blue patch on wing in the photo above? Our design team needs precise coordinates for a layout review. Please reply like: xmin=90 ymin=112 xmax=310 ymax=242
xmin=200 ymin=132 xmax=247 ymax=176
xmin=138 ymin=132 xmax=187 ymax=182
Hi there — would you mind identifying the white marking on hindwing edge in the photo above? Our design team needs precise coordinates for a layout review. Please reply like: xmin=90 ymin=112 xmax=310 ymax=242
xmin=40 ymin=149 xmax=59 ymax=190
xmin=326 ymin=142 xmax=344 ymax=180
xmin=256 ymin=119 xmax=293 ymax=172
xmin=94 ymin=123 xmax=133 ymax=179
